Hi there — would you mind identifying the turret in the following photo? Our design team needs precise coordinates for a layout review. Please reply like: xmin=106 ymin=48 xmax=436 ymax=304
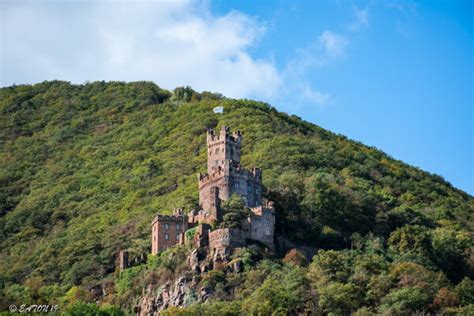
xmin=207 ymin=126 xmax=242 ymax=173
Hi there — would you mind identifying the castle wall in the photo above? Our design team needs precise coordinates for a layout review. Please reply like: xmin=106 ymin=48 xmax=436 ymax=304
xmin=208 ymin=228 xmax=246 ymax=250
xmin=248 ymin=207 xmax=275 ymax=249
xmin=198 ymin=162 xmax=262 ymax=213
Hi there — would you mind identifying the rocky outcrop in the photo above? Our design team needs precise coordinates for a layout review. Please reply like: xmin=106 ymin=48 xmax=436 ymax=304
xmin=135 ymin=241 xmax=250 ymax=315
xmin=135 ymin=275 xmax=208 ymax=316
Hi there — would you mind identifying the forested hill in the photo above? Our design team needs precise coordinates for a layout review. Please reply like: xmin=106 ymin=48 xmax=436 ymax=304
xmin=0 ymin=81 xmax=472 ymax=314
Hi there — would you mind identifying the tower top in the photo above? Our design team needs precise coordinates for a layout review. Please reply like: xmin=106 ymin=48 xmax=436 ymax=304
xmin=207 ymin=126 xmax=242 ymax=143
xmin=206 ymin=126 xmax=242 ymax=173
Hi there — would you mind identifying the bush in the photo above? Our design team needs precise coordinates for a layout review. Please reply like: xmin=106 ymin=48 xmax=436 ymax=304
xmin=63 ymin=302 xmax=124 ymax=316
xmin=380 ymin=287 xmax=430 ymax=314
xmin=282 ymin=249 xmax=308 ymax=267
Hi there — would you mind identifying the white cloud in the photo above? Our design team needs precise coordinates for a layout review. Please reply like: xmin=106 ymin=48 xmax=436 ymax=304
xmin=350 ymin=7 xmax=369 ymax=31
xmin=319 ymin=31 xmax=349 ymax=58
xmin=278 ymin=30 xmax=348 ymax=107
xmin=0 ymin=0 xmax=281 ymax=99
xmin=301 ymin=85 xmax=332 ymax=105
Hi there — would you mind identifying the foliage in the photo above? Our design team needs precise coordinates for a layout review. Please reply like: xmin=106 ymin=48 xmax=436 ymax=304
xmin=0 ymin=81 xmax=472 ymax=313
xmin=379 ymin=287 xmax=431 ymax=315
xmin=282 ymin=249 xmax=308 ymax=267
xmin=220 ymin=194 xmax=250 ymax=229
xmin=63 ymin=302 xmax=124 ymax=316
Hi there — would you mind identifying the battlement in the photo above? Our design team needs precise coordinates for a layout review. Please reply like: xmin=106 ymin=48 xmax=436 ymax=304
xmin=151 ymin=209 xmax=188 ymax=255
xmin=198 ymin=163 xmax=261 ymax=189
xmin=207 ymin=126 xmax=242 ymax=143
xmin=151 ymin=209 xmax=187 ymax=225
xmin=250 ymin=201 xmax=275 ymax=216
xmin=209 ymin=228 xmax=246 ymax=250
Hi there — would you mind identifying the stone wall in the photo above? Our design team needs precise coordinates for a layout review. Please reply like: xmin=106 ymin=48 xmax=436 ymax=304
xmin=198 ymin=163 xmax=262 ymax=214
xmin=248 ymin=208 xmax=275 ymax=249
xmin=208 ymin=228 xmax=246 ymax=250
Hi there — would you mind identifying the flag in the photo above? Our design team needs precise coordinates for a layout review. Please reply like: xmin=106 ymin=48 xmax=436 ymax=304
xmin=213 ymin=106 xmax=224 ymax=114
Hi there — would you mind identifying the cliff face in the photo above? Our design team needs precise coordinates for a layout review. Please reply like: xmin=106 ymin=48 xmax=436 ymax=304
xmin=136 ymin=243 xmax=245 ymax=315
xmin=136 ymin=276 xmax=206 ymax=315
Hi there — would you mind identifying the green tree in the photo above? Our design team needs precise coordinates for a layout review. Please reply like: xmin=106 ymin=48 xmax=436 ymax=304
xmin=221 ymin=194 xmax=250 ymax=229
xmin=455 ymin=277 xmax=474 ymax=306
xmin=318 ymin=282 xmax=362 ymax=315
xmin=380 ymin=287 xmax=430 ymax=315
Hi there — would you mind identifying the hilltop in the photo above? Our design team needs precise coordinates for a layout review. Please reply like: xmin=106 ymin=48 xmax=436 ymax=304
xmin=0 ymin=81 xmax=472 ymax=314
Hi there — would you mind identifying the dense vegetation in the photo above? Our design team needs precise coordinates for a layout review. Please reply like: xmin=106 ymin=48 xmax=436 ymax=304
xmin=0 ymin=81 xmax=472 ymax=314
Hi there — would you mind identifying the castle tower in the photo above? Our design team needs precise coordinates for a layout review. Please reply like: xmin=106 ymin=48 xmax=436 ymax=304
xmin=207 ymin=126 xmax=242 ymax=173
xmin=198 ymin=126 xmax=262 ymax=220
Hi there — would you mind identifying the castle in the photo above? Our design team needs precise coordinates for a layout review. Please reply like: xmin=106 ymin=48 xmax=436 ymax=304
xmin=151 ymin=126 xmax=275 ymax=257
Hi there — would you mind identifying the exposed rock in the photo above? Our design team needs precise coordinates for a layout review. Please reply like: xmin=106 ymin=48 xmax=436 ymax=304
xmin=198 ymin=286 xmax=212 ymax=302
xmin=187 ymin=248 xmax=205 ymax=274
xmin=136 ymin=275 xmax=207 ymax=316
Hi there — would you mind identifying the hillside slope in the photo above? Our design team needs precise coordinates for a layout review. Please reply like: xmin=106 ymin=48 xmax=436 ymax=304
xmin=0 ymin=81 xmax=472 ymax=314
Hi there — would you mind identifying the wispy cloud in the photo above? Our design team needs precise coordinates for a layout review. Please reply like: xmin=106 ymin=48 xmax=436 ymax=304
xmin=301 ymin=85 xmax=332 ymax=105
xmin=279 ymin=30 xmax=348 ymax=107
xmin=1 ymin=0 xmax=281 ymax=99
xmin=350 ymin=7 xmax=370 ymax=31
xmin=319 ymin=31 xmax=349 ymax=58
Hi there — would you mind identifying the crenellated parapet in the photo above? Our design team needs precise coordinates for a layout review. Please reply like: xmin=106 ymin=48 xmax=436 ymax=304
xmin=207 ymin=126 xmax=242 ymax=144
xmin=209 ymin=228 xmax=246 ymax=250
xmin=198 ymin=163 xmax=261 ymax=189
xmin=151 ymin=209 xmax=188 ymax=255
xmin=250 ymin=200 xmax=275 ymax=216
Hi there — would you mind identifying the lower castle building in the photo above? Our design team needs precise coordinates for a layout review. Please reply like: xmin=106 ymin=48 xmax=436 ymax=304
xmin=151 ymin=126 xmax=275 ymax=256
xmin=151 ymin=209 xmax=188 ymax=255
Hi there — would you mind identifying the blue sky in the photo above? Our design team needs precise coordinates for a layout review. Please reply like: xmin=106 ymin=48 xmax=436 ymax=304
xmin=1 ymin=0 xmax=472 ymax=194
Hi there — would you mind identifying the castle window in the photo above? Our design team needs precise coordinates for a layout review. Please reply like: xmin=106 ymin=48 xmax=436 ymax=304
xmin=165 ymin=234 xmax=169 ymax=240
xmin=215 ymin=148 xmax=219 ymax=154
xmin=265 ymin=227 xmax=270 ymax=235
xmin=176 ymin=223 xmax=180 ymax=230
xmin=164 ymin=223 xmax=169 ymax=230
xmin=176 ymin=234 xmax=180 ymax=241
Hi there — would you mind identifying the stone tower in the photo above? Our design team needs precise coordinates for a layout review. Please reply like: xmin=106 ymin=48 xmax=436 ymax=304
xmin=207 ymin=126 xmax=242 ymax=173
xmin=198 ymin=126 xmax=262 ymax=221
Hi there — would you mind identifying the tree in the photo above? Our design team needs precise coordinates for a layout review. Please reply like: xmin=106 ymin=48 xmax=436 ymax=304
xmin=431 ymin=227 xmax=472 ymax=282
xmin=221 ymin=194 xmax=250 ymax=229
xmin=318 ymin=282 xmax=362 ymax=315
xmin=455 ymin=277 xmax=474 ymax=306
xmin=380 ymin=287 xmax=430 ymax=315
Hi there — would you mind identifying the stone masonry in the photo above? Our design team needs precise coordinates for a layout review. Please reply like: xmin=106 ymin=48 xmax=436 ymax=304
xmin=198 ymin=127 xmax=262 ymax=221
